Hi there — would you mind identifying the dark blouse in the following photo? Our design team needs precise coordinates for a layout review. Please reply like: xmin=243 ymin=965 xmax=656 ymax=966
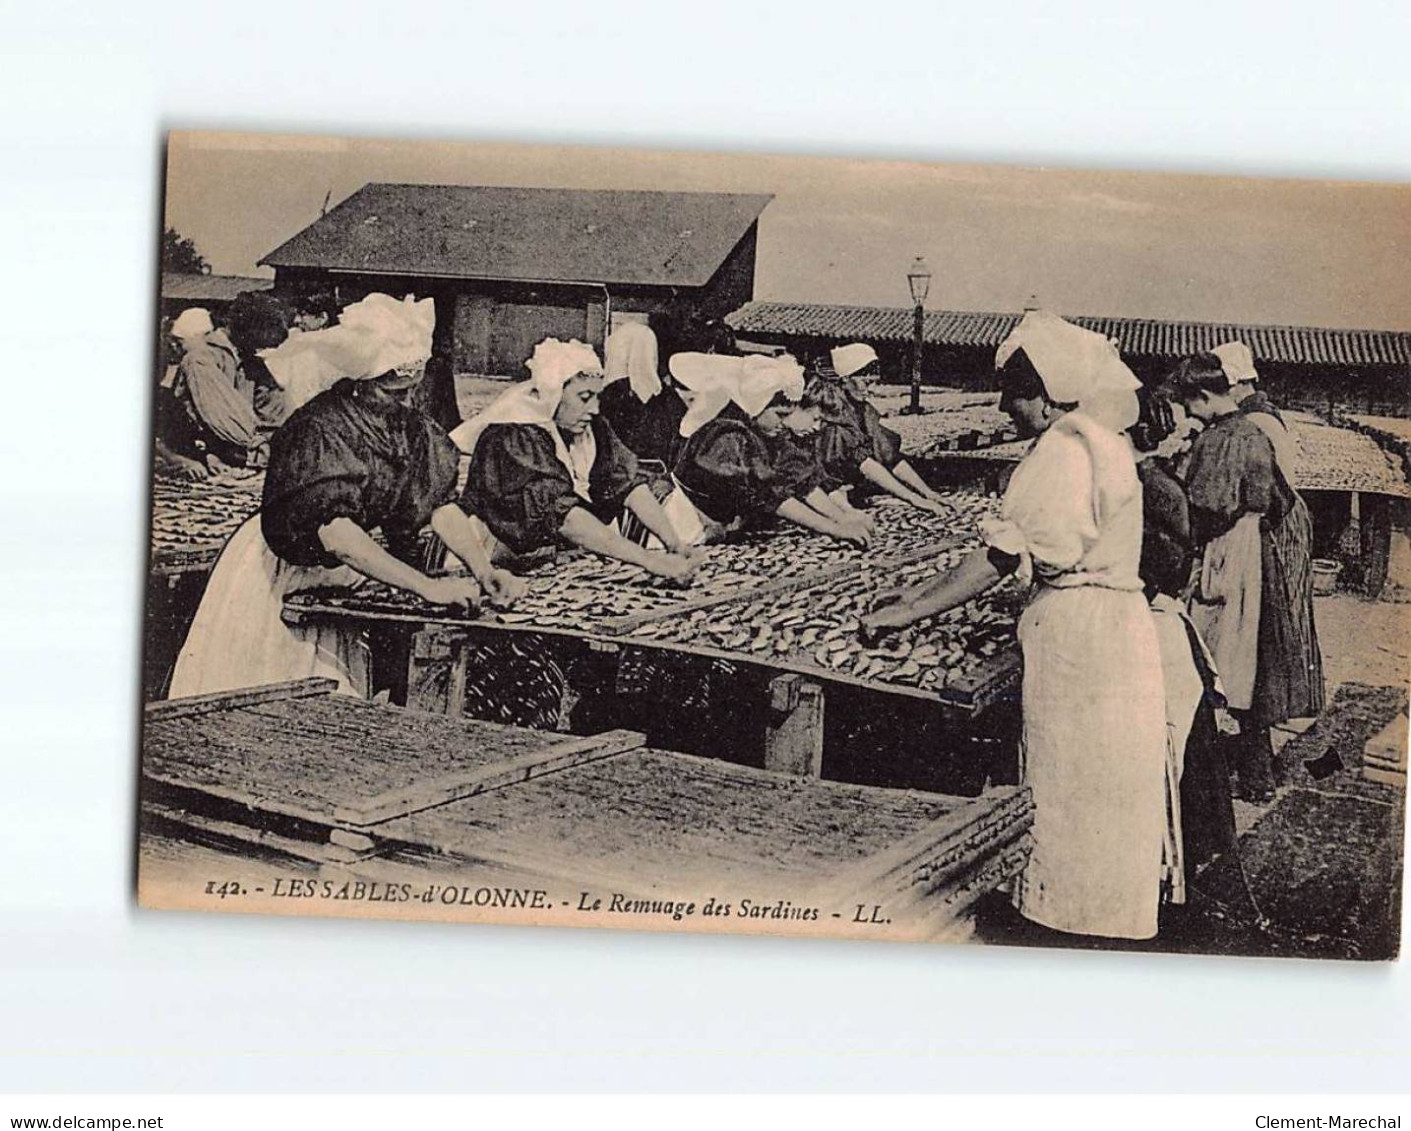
xmin=810 ymin=378 xmax=902 ymax=488
xmin=597 ymin=380 xmax=689 ymax=466
xmin=261 ymin=379 xmax=460 ymax=568
xmin=1137 ymin=458 xmax=1194 ymax=599
xmin=1183 ymin=412 xmax=1288 ymax=546
xmin=854 ymin=394 xmax=903 ymax=469
xmin=673 ymin=408 xmax=819 ymax=525
xmin=461 ymin=417 xmax=647 ymax=555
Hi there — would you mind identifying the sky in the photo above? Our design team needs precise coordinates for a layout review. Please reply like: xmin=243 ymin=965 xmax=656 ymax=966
xmin=165 ymin=131 xmax=1411 ymax=331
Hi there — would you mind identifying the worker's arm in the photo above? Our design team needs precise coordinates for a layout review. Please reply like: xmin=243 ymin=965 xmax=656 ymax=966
xmin=429 ymin=503 xmax=526 ymax=608
xmin=776 ymin=497 xmax=870 ymax=548
xmin=803 ymin=486 xmax=851 ymax=523
xmin=318 ymin=516 xmax=481 ymax=611
xmin=859 ymin=545 xmax=1012 ymax=642
xmin=859 ymin=457 xmax=937 ymax=510
xmin=560 ymin=506 xmax=697 ymax=585
xmin=891 ymin=459 xmax=947 ymax=503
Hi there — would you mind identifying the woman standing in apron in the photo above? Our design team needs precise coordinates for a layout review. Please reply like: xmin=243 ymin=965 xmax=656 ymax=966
xmin=168 ymin=294 xmax=522 ymax=700
xmin=861 ymin=311 xmax=1168 ymax=941
xmin=1171 ymin=352 xmax=1324 ymax=801
xmin=1129 ymin=388 xmax=1238 ymax=902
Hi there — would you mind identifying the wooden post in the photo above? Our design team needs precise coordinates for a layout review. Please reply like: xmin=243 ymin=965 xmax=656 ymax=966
xmin=1360 ymin=492 xmax=1392 ymax=600
xmin=763 ymin=673 xmax=825 ymax=778
xmin=405 ymin=626 xmax=468 ymax=715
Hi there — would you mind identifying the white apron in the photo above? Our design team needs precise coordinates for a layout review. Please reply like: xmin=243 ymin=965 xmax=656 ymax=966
xmin=168 ymin=515 xmax=370 ymax=699
xmin=984 ymin=414 xmax=1168 ymax=940
xmin=1188 ymin=512 xmax=1262 ymax=711
xmin=643 ymin=479 xmax=707 ymax=550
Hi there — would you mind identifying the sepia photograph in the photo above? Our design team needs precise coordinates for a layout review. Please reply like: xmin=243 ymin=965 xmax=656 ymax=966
xmin=136 ymin=129 xmax=1409 ymax=961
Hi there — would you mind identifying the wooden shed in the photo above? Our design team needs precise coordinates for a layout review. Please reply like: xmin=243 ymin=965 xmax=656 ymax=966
xmin=259 ymin=184 xmax=772 ymax=428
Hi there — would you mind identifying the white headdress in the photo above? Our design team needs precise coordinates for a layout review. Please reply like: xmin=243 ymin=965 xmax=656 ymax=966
xmin=732 ymin=354 xmax=806 ymax=418
xmin=170 ymin=308 xmax=213 ymax=341
xmin=260 ymin=293 xmax=435 ymax=411
xmin=1212 ymin=340 xmax=1258 ymax=387
xmin=668 ymin=353 xmax=805 ymax=437
xmin=995 ymin=310 xmax=1141 ymax=432
xmin=604 ymin=321 xmax=662 ymax=403
xmin=670 ymin=353 xmax=745 ymax=438
xmin=830 ymin=343 xmax=879 ymax=379
xmin=450 ymin=338 xmax=604 ymax=500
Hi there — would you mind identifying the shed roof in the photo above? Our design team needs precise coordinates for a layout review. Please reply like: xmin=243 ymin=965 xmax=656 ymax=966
xmin=726 ymin=302 xmax=1411 ymax=366
xmin=161 ymin=273 xmax=273 ymax=303
xmin=260 ymin=184 xmax=772 ymax=288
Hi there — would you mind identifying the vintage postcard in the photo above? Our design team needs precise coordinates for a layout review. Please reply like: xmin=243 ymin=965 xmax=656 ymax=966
xmin=138 ymin=129 xmax=1409 ymax=959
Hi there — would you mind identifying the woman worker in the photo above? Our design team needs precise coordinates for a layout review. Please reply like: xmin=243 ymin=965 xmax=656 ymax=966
xmin=597 ymin=319 xmax=688 ymax=466
xmin=452 ymin=338 xmax=699 ymax=585
xmin=860 ymin=311 xmax=1168 ymax=941
xmin=1169 ymin=352 xmax=1324 ymax=801
xmin=1129 ymin=388 xmax=1238 ymax=902
xmin=663 ymin=352 xmax=874 ymax=549
xmin=815 ymin=343 xmax=952 ymax=512
xmin=169 ymin=294 xmax=522 ymax=699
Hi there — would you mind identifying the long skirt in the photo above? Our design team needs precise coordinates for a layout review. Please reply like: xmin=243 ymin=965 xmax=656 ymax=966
xmin=1258 ymin=495 xmax=1324 ymax=723
xmin=1012 ymin=585 xmax=1168 ymax=940
xmin=169 ymin=515 xmax=369 ymax=699
xmin=1149 ymin=595 xmax=1239 ymax=900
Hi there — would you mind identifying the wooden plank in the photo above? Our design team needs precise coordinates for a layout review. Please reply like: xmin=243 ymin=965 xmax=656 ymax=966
xmin=142 ymin=766 xmax=355 ymax=830
xmin=142 ymin=801 xmax=385 ymax=866
xmin=336 ymin=728 xmax=647 ymax=827
xmin=936 ymin=647 xmax=1023 ymax=714
xmin=762 ymin=675 xmax=825 ymax=778
xmin=144 ymin=677 xmax=339 ymax=721
xmin=900 ymin=838 xmax=1034 ymax=943
xmin=826 ymin=785 xmax=1034 ymax=904
xmin=282 ymin=599 xmax=490 ymax=632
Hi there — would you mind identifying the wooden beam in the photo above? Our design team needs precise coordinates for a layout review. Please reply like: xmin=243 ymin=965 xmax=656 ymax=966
xmin=336 ymin=728 xmax=646 ymax=827
xmin=142 ymin=801 xmax=387 ymax=867
xmin=404 ymin=626 xmax=466 ymax=715
xmin=144 ymin=678 xmax=339 ymax=721
xmin=762 ymin=674 xmax=825 ymax=777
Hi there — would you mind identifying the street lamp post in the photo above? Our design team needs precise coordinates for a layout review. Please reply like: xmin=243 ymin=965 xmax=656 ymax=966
xmin=906 ymin=256 xmax=932 ymax=415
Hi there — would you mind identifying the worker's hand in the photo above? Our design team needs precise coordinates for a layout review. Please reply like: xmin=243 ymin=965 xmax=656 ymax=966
xmin=848 ymin=508 xmax=877 ymax=533
xmin=869 ymin=586 xmax=907 ymax=613
xmin=836 ymin=518 xmax=873 ymax=549
xmin=418 ymin=575 xmax=483 ymax=614
xmin=645 ymin=551 xmax=698 ymax=587
xmin=172 ymin=455 xmax=211 ymax=481
xmin=1215 ymin=708 xmax=1242 ymax=737
xmin=920 ymin=498 xmax=951 ymax=517
xmin=480 ymin=568 xmax=527 ymax=609
xmin=858 ymin=612 xmax=893 ymax=647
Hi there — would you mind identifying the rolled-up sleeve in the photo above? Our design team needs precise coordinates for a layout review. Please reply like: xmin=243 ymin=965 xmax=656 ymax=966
xmin=462 ymin=424 xmax=582 ymax=554
xmin=981 ymin=429 xmax=1096 ymax=584
xmin=261 ymin=416 xmax=370 ymax=566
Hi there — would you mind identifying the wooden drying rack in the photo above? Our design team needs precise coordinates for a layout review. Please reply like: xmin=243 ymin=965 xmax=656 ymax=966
xmin=282 ymin=533 xmax=1023 ymax=777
